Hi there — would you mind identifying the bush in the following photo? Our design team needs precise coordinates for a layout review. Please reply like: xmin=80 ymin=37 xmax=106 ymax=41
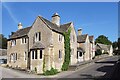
xmin=95 ymin=49 xmax=102 ymax=56
xmin=43 ymin=67 xmax=58 ymax=76
xmin=34 ymin=67 xmax=37 ymax=73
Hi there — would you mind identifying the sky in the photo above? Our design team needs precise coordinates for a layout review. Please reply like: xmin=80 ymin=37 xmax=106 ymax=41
xmin=1 ymin=2 xmax=118 ymax=42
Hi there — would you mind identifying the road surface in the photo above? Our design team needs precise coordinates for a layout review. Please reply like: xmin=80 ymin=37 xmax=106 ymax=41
xmin=59 ymin=56 xmax=119 ymax=79
xmin=0 ymin=56 xmax=119 ymax=80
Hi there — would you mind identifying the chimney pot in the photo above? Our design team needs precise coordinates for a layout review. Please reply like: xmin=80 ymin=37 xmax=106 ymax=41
xmin=52 ymin=13 xmax=60 ymax=26
xmin=18 ymin=22 xmax=23 ymax=29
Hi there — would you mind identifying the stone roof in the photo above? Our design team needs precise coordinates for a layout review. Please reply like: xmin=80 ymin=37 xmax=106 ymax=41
xmin=77 ymin=47 xmax=85 ymax=53
xmin=96 ymin=43 xmax=111 ymax=51
xmin=89 ymin=36 xmax=94 ymax=43
xmin=0 ymin=49 xmax=7 ymax=56
xmin=77 ymin=34 xmax=88 ymax=43
xmin=31 ymin=42 xmax=45 ymax=50
xmin=9 ymin=26 xmax=31 ymax=39
xmin=9 ymin=16 xmax=72 ymax=40
xmin=39 ymin=16 xmax=71 ymax=33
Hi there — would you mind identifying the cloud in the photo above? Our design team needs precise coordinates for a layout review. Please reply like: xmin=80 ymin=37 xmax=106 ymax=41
xmin=2 ymin=3 xmax=18 ymax=23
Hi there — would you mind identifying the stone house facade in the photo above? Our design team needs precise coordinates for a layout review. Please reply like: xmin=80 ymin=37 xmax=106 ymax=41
xmin=96 ymin=43 xmax=113 ymax=56
xmin=77 ymin=29 xmax=95 ymax=62
xmin=7 ymin=13 xmax=77 ymax=73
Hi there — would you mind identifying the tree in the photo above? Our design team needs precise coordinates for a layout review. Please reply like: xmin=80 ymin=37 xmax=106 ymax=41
xmin=112 ymin=41 xmax=118 ymax=50
xmin=0 ymin=34 xmax=7 ymax=49
xmin=95 ymin=35 xmax=112 ymax=45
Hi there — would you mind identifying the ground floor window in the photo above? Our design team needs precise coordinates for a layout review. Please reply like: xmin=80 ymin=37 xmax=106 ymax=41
xmin=59 ymin=50 xmax=62 ymax=59
xmin=10 ymin=53 xmax=17 ymax=62
xmin=40 ymin=50 xmax=42 ymax=59
xmin=31 ymin=50 xmax=43 ymax=59
xmin=77 ymin=51 xmax=83 ymax=59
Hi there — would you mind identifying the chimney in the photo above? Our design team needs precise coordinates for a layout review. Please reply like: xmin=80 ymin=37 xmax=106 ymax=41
xmin=52 ymin=13 xmax=60 ymax=26
xmin=18 ymin=22 xmax=23 ymax=29
xmin=78 ymin=28 xmax=82 ymax=35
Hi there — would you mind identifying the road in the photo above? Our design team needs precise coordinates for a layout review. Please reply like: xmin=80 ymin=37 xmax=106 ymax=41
xmin=58 ymin=56 xmax=119 ymax=79
xmin=0 ymin=56 xmax=119 ymax=79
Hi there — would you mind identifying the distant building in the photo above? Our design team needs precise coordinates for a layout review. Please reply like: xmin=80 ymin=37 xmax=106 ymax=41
xmin=77 ymin=29 xmax=95 ymax=62
xmin=96 ymin=43 xmax=113 ymax=56
xmin=0 ymin=49 xmax=7 ymax=64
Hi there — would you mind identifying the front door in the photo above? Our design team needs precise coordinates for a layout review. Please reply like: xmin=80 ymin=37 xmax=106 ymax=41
xmin=77 ymin=51 xmax=83 ymax=62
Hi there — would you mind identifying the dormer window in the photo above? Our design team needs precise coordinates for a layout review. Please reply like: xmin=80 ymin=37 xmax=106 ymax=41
xmin=34 ymin=32 xmax=41 ymax=42
xmin=11 ymin=40 xmax=16 ymax=46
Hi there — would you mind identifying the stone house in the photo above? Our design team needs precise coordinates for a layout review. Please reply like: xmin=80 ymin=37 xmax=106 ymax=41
xmin=96 ymin=43 xmax=113 ymax=56
xmin=7 ymin=13 xmax=77 ymax=74
xmin=89 ymin=36 xmax=95 ymax=59
xmin=77 ymin=29 xmax=95 ymax=62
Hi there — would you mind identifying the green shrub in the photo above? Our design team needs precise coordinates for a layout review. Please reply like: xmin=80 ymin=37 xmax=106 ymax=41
xmin=43 ymin=67 xmax=58 ymax=76
xmin=34 ymin=67 xmax=37 ymax=73
xmin=61 ymin=28 xmax=71 ymax=71
xmin=95 ymin=49 xmax=102 ymax=56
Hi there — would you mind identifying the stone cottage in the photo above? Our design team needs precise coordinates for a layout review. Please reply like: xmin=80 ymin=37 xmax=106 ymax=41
xmin=77 ymin=29 xmax=95 ymax=62
xmin=96 ymin=43 xmax=113 ymax=56
xmin=7 ymin=13 xmax=77 ymax=73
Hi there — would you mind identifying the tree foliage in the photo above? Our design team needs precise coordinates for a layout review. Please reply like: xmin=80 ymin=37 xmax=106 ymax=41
xmin=61 ymin=28 xmax=71 ymax=71
xmin=0 ymin=34 xmax=7 ymax=49
xmin=112 ymin=41 xmax=118 ymax=50
xmin=95 ymin=35 xmax=112 ymax=45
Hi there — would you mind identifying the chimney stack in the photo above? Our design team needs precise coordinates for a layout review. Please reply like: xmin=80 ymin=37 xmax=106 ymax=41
xmin=78 ymin=28 xmax=82 ymax=35
xmin=52 ymin=13 xmax=60 ymax=26
xmin=18 ymin=22 xmax=23 ymax=29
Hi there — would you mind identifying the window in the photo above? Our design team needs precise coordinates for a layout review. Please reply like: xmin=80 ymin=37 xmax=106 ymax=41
xmin=79 ymin=52 xmax=82 ymax=57
xmin=32 ymin=51 xmax=34 ymax=59
xmin=59 ymin=50 xmax=62 ymax=59
xmin=15 ymin=53 xmax=17 ymax=60
xmin=35 ymin=50 xmax=37 ymax=59
xmin=34 ymin=32 xmax=41 ymax=42
xmin=24 ymin=52 xmax=27 ymax=60
xmin=59 ymin=34 xmax=62 ymax=42
xmin=10 ymin=53 xmax=17 ymax=62
xmin=11 ymin=40 xmax=16 ymax=46
xmin=40 ymin=50 xmax=42 ymax=59
xmin=21 ymin=38 xmax=27 ymax=44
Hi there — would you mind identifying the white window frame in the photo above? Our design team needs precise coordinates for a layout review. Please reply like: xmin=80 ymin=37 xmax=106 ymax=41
xmin=59 ymin=50 xmax=62 ymax=60
xmin=59 ymin=34 xmax=62 ymax=42
xmin=21 ymin=38 xmax=27 ymax=44
xmin=11 ymin=40 xmax=16 ymax=46
xmin=40 ymin=50 xmax=42 ymax=59
xmin=35 ymin=32 xmax=41 ymax=42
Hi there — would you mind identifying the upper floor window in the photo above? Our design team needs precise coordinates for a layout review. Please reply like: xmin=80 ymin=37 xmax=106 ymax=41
xmin=11 ymin=40 xmax=16 ymax=46
xmin=21 ymin=38 xmax=27 ymax=44
xmin=34 ymin=32 xmax=41 ymax=42
xmin=59 ymin=34 xmax=62 ymax=42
